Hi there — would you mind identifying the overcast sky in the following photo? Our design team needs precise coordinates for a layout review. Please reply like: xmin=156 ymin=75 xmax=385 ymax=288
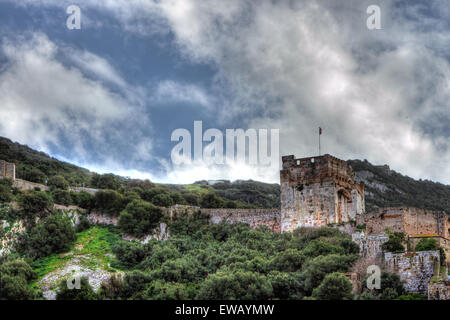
xmin=0 ymin=0 xmax=449 ymax=184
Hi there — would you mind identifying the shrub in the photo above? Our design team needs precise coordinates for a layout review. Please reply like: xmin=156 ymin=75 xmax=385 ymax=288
xmin=19 ymin=191 xmax=53 ymax=215
xmin=0 ymin=179 xmax=13 ymax=202
xmin=48 ymin=175 xmax=69 ymax=190
xmin=312 ymin=272 xmax=353 ymax=300
xmin=75 ymin=191 xmax=94 ymax=209
xmin=18 ymin=212 xmax=76 ymax=259
xmin=56 ymin=276 xmax=97 ymax=300
xmin=0 ymin=259 xmax=39 ymax=300
xmin=118 ymin=200 xmax=163 ymax=237
xmin=359 ymin=271 xmax=404 ymax=300
xmin=52 ymin=189 xmax=73 ymax=205
xmin=200 ymin=193 xmax=226 ymax=208
xmin=93 ymin=189 xmax=125 ymax=214
xmin=91 ymin=173 xmax=120 ymax=190
xmin=151 ymin=193 xmax=174 ymax=207
xmin=196 ymin=270 xmax=273 ymax=300
xmin=268 ymin=271 xmax=305 ymax=300
xmin=381 ymin=231 xmax=406 ymax=253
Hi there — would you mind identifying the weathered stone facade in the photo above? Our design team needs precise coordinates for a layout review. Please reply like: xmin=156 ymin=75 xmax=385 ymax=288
xmin=0 ymin=160 xmax=15 ymax=180
xmin=162 ymin=204 xmax=281 ymax=232
xmin=428 ymin=282 xmax=450 ymax=300
xmin=352 ymin=233 xmax=388 ymax=260
xmin=362 ymin=207 xmax=450 ymax=263
xmin=280 ymin=154 xmax=364 ymax=231
xmin=384 ymin=251 xmax=440 ymax=293
xmin=201 ymin=208 xmax=281 ymax=232
xmin=364 ymin=207 xmax=449 ymax=238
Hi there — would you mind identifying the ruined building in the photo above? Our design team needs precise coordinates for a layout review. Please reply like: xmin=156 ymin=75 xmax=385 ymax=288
xmin=0 ymin=160 xmax=15 ymax=180
xmin=280 ymin=154 xmax=365 ymax=231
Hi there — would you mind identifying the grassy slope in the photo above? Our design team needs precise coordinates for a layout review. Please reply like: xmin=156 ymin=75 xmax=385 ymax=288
xmin=31 ymin=226 xmax=123 ymax=291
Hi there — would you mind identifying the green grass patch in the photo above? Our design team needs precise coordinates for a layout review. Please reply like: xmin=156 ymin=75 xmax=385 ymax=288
xmin=31 ymin=225 xmax=122 ymax=285
xmin=182 ymin=184 xmax=211 ymax=194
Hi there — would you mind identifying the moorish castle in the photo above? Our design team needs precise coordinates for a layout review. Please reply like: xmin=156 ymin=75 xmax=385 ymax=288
xmin=1 ymin=155 xmax=449 ymax=299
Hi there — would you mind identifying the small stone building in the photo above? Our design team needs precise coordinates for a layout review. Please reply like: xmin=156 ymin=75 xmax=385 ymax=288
xmin=0 ymin=160 xmax=15 ymax=180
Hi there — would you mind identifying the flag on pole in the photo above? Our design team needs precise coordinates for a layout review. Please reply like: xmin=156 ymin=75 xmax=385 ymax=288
xmin=319 ymin=127 xmax=322 ymax=135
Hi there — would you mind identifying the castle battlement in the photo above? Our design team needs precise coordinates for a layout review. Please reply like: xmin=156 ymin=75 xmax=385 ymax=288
xmin=280 ymin=154 xmax=365 ymax=231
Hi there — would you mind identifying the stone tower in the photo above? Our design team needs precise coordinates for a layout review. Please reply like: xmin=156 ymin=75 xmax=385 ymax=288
xmin=280 ymin=154 xmax=364 ymax=231
xmin=0 ymin=160 xmax=15 ymax=180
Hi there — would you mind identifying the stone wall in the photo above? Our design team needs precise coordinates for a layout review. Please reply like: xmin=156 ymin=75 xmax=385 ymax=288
xmin=364 ymin=207 xmax=448 ymax=238
xmin=352 ymin=233 xmax=388 ymax=259
xmin=280 ymin=154 xmax=364 ymax=232
xmin=13 ymin=178 xmax=49 ymax=191
xmin=201 ymin=208 xmax=281 ymax=232
xmin=384 ymin=251 xmax=439 ymax=293
xmin=408 ymin=235 xmax=450 ymax=264
xmin=428 ymin=282 xmax=449 ymax=300
xmin=162 ymin=204 xmax=281 ymax=232
xmin=69 ymin=187 xmax=99 ymax=195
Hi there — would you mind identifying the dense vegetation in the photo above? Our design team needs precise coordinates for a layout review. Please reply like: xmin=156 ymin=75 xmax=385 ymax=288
xmin=95 ymin=215 xmax=405 ymax=300
xmin=348 ymin=159 xmax=450 ymax=213
xmin=0 ymin=136 xmax=447 ymax=300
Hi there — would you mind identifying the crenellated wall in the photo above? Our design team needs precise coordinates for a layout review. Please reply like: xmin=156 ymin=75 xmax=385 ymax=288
xmin=280 ymin=154 xmax=364 ymax=231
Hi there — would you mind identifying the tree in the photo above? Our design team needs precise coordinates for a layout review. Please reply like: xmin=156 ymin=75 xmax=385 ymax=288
xmin=18 ymin=191 xmax=53 ymax=225
xmin=118 ymin=200 xmax=163 ymax=237
xmin=268 ymin=271 xmax=305 ymax=299
xmin=359 ymin=271 xmax=404 ymax=300
xmin=91 ymin=173 xmax=120 ymax=190
xmin=151 ymin=193 xmax=174 ymax=207
xmin=381 ymin=231 xmax=406 ymax=253
xmin=0 ymin=259 xmax=39 ymax=300
xmin=48 ymin=175 xmax=69 ymax=190
xmin=56 ymin=276 xmax=97 ymax=300
xmin=19 ymin=212 xmax=76 ymax=259
xmin=143 ymin=280 xmax=189 ymax=300
xmin=301 ymin=254 xmax=358 ymax=294
xmin=52 ymin=189 xmax=73 ymax=205
xmin=196 ymin=270 xmax=273 ymax=300
xmin=270 ymin=249 xmax=304 ymax=272
xmin=74 ymin=191 xmax=94 ymax=209
xmin=200 ymin=193 xmax=226 ymax=208
xmin=93 ymin=189 xmax=125 ymax=214
xmin=312 ymin=272 xmax=353 ymax=300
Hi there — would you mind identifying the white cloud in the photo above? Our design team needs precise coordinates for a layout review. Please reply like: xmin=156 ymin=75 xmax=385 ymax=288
xmin=0 ymin=33 xmax=152 ymax=165
xmin=4 ymin=0 xmax=450 ymax=184
xmin=147 ymin=0 xmax=450 ymax=184
xmin=154 ymin=80 xmax=212 ymax=108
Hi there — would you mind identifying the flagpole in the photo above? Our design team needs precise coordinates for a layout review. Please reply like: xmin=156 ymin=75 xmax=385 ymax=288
xmin=319 ymin=127 xmax=321 ymax=156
